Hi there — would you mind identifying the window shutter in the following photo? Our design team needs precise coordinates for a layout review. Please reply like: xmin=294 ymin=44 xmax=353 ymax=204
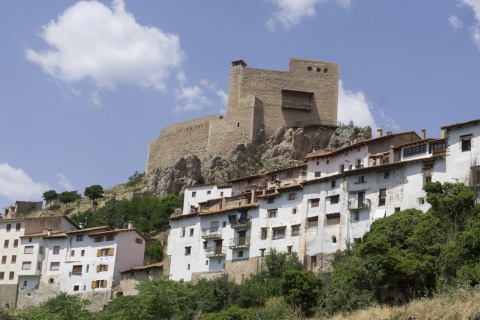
xmin=108 ymin=248 xmax=114 ymax=256
xmin=102 ymin=280 xmax=107 ymax=288
xmin=96 ymin=265 xmax=101 ymax=272
xmin=97 ymin=249 xmax=101 ymax=257
xmin=105 ymin=264 xmax=109 ymax=271
xmin=91 ymin=281 xmax=97 ymax=289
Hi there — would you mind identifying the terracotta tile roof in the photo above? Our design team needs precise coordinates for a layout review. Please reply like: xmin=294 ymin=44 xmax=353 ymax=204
xmin=392 ymin=138 xmax=446 ymax=150
xmin=120 ymin=261 xmax=165 ymax=273
xmin=88 ymin=228 xmax=149 ymax=241
xmin=169 ymin=212 xmax=199 ymax=221
xmin=21 ymin=230 xmax=67 ymax=238
xmin=441 ymin=118 xmax=480 ymax=130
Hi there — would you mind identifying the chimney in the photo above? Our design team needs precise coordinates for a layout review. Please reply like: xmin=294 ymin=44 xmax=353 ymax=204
xmin=386 ymin=131 xmax=393 ymax=135
xmin=440 ymin=129 xmax=447 ymax=139
xmin=47 ymin=229 xmax=52 ymax=237
xmin=79 ymin=222 xmax=85 ymax=230
xmin=128 ymin=221 xmax=134 ymax=229
xmin=421 ymin=129 xmax=426 ymax=140
xmin=377 ymin=128 xmax=383 ymax=137
xmin=231 ymin=60 xmax=247 ymax=67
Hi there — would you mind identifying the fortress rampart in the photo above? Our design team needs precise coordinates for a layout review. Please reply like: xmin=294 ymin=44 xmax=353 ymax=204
xmin=146 ymin=58 xmax=339 ymax=174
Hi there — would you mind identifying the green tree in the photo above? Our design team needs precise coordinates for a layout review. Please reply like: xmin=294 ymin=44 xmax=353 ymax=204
xmin=20 ymin=292 xmax=91 ymax=320
xmin=281 ymin=270 xmax=323 ymax=316
xmin=43 ymin=190 xmax=58 ymax=202
xmin=84 ymin=184 xmax=104 ymax=207
xmin=58 ymin=191 xmax=77 ymax=213
xmin=144 ymin=239 xmax=164 ymax=264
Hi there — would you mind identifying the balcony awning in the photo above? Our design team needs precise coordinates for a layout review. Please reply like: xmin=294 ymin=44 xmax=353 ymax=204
xmin=373 ymin=208 xmax=386 ymax=220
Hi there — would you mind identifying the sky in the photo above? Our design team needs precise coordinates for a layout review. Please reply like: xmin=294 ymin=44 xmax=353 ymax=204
xmin=1 ymin=0 xmax=479 ymax=209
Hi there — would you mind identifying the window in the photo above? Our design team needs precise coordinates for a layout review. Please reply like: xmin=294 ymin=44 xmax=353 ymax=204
xmin=1 ymin=256 xmax=6 ymax=264
xmin=287 ymin=193 xmax=297 ymax=201
xmin=71 ymin=250 xmax=75 ymax=256
xmin=329 ymin=195 xmax=339 ymax=204
xmin=331 ymin=180 xmax=336 ymax=188
xmin=357 ymin=176 xmax=365 ymax=183
xmin=15 ymin=223 xmax=21 ymax=231
xmin=395 ymin=207 xmax=401 ymax=213
xmin=86 ymin=264 xmax=89 ymax=273
xmin=97 ymin=248 xmax=114 ymax=257
xmin=9 ymin=272 xmax=14 ymax=280
xmin=222 ymin=221 xmax=227 ymax=228
xmin=53 ymin=246 xmax=60 ymax=254
xmin=73 ymin=285 xmax=79 ymax=292
xmin=268 ymin=209 xmax=277 ymax=218
xmin=203 ymin=241 xmax=208 ymax=249
xmin=192 ymin=191 xmax=196 ymax=198
xmin=97 ymin=264 xmax=108 ymax=272
xmin=260 ymin=249 xmax=266 ymax=257
xmin=308 ymin=216 xmax=319 ymax=228
xmin=354 ymin=238 xmax=362 ymax=244
xmin=461 ymin=135 xmax=472 ymax=152
xmin=311 ymin=256 xmax=317 ymax=269
xmin=238 ymin=251 xmax=244 ymax=258
xmin=261 ymin=228 xmax=267 ymax=240
xmin=384 ymin=171 xmax=390 ymax=179
xmin=13 ymin=239 xmax=18 ymax=248
xmin=425 ymin=176 xmax=432 ymax=184
xmin=314 ymin=172 xmax=321 ymax=178
xmin=207 ymin=190 xmax=211 ymax=195
xmin=205 ymin=260 xmax=209 ymax=265
xmin=94 ymin=236 xmax=104 ymax=243
xmin=187 ymin=264 xmax=190 ymax=270
xmin=272 ymin=228 xmax=286 ymax=240
xmin=4 ymin=240 xmax=9 ymax=248
xmin=379 ymin=189 xmax=387 ymax=206
xmin=0 ymin=272 xmax=4 ymax=280
xmin=292 ymin=207 xmax=297 ymax=214
xmin=37 ymin=262 xmax=41 ymax=270
xmin=287 ymin=246 xmax=292 ymax=254
xmin=292 ymin=225 xmax=300 ymax=236
xmin=92 ymin=280 xmax=107 ymax=289
xmin=185 ymin=247 xmax=191 ymax=256
xmin=356 ymin=158 xmax=361 ymax=167
xmin=81 ymin=250 xmax=85 ymax=257
xmin=326 ymin=213 xmax=341 ymax=226
xmin=28 ymin=237 xmax=32 ymax=243
xmin=354 ymin=212 xmax=359 ymax=221
xmin=332 ymin=236 xmax=337 ymax=243
xmin=220 ymin=192 xmax=224 ymax=197
xmin=71 ymin=265 xmax=82 ymax=275
xmin=50 ymin=262 xmax=60 ymax=271
xmin=189 ymin=228 xmax=194 ymax=237
xmin=267 ymin=198 xmax=275 ymax=204
xmin=6 ymin=224 xmax=11 ymax=232
xmin=340 ymin=164 xmax=345 ymax=173
xmin=24 ymin=246 xmax=34 ymax=254
xmin=106 ymin=234 xmax=115 ymax=241
xmin=49 ymin=278 xmax=54 ymax=284
xmin=76 ymin=235 xmax=84 ymax=242
xmin=181 ymin=228 xmax=186 ymax=237
xmin=403 ymin=144 xmax=427 ymax=157
xmin=418 ymin=197 xmax=425 ymax=205
xmin=286 ymin=171 xmax=294 ymax=177
xmin=39 ymin=246 xmax=43 ymax=255
xmin=316 ymin=160 xmax=320 ymax=165
xmin=11 ymin=255 xmax=16 ymax=263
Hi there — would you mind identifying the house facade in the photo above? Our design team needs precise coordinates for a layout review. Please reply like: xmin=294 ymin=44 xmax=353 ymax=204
xmin=166 ymin=119 xmax=479 ymax=282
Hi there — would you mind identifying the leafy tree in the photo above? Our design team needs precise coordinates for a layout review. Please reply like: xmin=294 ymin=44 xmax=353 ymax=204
xmin=43 ymin=190 xmax=58 ymax=202
xmin=281 ymin=270 xmax=322 ymax=316
xmin=84 ymin=184 xmax=104 ymax=207
xmin=20 ymin=292 xmax=92 ymax=320
xmin=144 ymin=239 xmax=164 ymax=264
xmin=58 ymin=191 xmax=77 ymax=213
xmin=127 ymin=171 xmax=145 ymax=187
xmin=192 ymin=276 xmax=240 ymax=314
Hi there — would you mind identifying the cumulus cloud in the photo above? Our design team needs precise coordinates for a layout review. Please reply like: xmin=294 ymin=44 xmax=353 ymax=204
xmin=457 ymin=0 xmax=480 ymax=50
xmin=0 ymin=163 xmax=50 ymax=202
xmin=266 ymin=0 xmax=351 ymax=30
xmin=57 ymin=173 xmax=75 ymax=191
xmin=173 ymin=74 xmax=228 ymax=114
xmin=26 ymin=0 xmax=184 ymax=100
xmin=338 ymin=80 xmax=377 ymax=130
xmin=448 ymin=15 xmax=464 ymax=30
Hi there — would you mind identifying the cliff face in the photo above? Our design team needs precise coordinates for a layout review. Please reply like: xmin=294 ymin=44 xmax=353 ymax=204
xmin=145 ymin=125 xmax=371 ymax=197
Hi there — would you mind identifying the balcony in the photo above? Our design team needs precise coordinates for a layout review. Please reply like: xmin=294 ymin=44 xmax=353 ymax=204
xmin=348 ymin=200 xmax=369 ymax=211
xmin=205 ymin=246 xmax=227 ymax=258
xmin=201 ymin=227 xmax=222 ymax=240
xmin=228 ymin=237 xmax=251 ymax=250
xmin=230 ymin=215 xmax=252 ymax=230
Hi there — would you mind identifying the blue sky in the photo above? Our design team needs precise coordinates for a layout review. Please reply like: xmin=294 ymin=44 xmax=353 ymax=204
xmin=1 ymin=0 xmax=479 ymax=208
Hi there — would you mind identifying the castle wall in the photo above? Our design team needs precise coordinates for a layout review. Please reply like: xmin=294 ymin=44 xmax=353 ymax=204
xmin=146 ymin=115 xmax=220 ymax=174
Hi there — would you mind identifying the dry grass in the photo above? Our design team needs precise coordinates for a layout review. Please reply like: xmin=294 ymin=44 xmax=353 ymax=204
xmin=323 ymin=287 xmax=480 ymax=320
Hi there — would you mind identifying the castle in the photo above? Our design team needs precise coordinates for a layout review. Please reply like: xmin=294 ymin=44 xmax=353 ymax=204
xmin=146 ymin=58 xmax=340 ymax=174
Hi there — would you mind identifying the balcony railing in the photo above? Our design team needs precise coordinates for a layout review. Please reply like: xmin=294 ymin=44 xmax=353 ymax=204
xmin=201 ymin=227 xmax=223 ymax=239
xmin=348 ymin=200 xmax=369 ymax=211
xmin=205 ymin=246 xmax=227 ymax=258
xmin=228 ymin=237 xmax=251 ymax=250
xmin=230 ymin=215 xmax=252 ymax=230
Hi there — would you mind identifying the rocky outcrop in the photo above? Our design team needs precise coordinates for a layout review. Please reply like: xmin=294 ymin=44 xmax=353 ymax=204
xmin=145 ymin=125 xmax=371 ymax=197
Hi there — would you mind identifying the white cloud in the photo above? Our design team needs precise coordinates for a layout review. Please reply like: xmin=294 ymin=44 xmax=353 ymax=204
xmin=0 ymin=163 xmax=50 ymax=202
xmin=457 ymin=0 xmax=480 ymax=50
xmin=338 ymin=80 xmax=377 ymax=130
xmin=266 ymin=0 xmax=351 ymax=31
xmin=26 ymin=0 xmax=184 ymax=98
xmin=199 ymin=80 xmax=228 ymax=114
xmin=173 ymin=85 xmax=212 ymax=113
xmin=57 ymin=173 xmax=75 ymax=191
xmin=448 ymin=15 xmax=464 ymax=30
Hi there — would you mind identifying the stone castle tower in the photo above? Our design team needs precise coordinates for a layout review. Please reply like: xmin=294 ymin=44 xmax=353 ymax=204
xmin=146 ymin=58 xmax=339 ymax=175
